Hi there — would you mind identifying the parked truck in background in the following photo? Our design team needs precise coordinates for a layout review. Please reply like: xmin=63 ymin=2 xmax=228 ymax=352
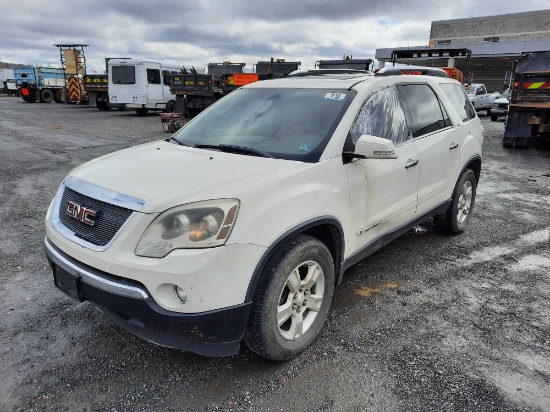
xmin=0 ymin=69 xmax=14 ymax=94
xmin=84 ymin=58 xmax=130 ymax=111
xmin=504 ymin=52 xmax=550 ymax=148
xmin=4 ymin=79 xmax=19 ymax=96
xmin=463 ymin=83 xmax=501 ymax=115
xmin=172 ymin=62 xmax=248 ymax=117
xmin=108 ymin=59 xmax=180 ymax=115
xmin=172 ymin=59 xmax=300 ymax=118
xmin=15 ymin=67 xmax=65 ymax=103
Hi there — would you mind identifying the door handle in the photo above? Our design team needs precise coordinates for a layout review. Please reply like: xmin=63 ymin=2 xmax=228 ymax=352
xmin=405 ymin=159 xmax=419 ymax=169
xmin=449 ymin=142 xmax=459 ymax=150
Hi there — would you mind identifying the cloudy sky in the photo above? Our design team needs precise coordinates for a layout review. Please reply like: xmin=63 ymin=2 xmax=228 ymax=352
xmin=0 ymin=0 xmax=548 ymax=73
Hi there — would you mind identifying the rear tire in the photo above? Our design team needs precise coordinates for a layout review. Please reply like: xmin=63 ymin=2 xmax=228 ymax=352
xmin=40 ymin=89 xmax=54 ymax=103
xmin=434 ymin=169 xmax=477 ymax=235
xmin=244 ymin=235 xmax=335 ymax=361
xmin=486 ymin=109 xmax=491 ymax=116
xmin=135 ymin=108 xmax=149 ymax=116
xmin=491 ymin=115 xmax=498 ymax=121
xmin=53 ymin=89 xmax=64 ymax=103
xmin=96 ymin=101 xmax=111 ymax=111
xmin=165 ymin=100 xmax=176 ymax=113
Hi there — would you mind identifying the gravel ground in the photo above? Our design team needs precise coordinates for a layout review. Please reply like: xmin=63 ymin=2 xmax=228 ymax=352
xmin=0 ymin=95 xmax=549 ymax=412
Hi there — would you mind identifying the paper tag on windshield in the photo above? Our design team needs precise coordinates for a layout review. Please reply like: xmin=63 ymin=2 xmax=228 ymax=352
xmin=324 ymin=93 xmax=345 ymax=101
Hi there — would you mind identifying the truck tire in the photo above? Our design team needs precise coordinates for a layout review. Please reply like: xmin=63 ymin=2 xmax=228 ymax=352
xmin=53 ymin=89 xmax=64 ymax=103
xmin=490 ymin=115 xmax=498 ymax=121
xmin=486 ymin=109 xmax=491 ymax=116
xmin=165 ymin=100 xmax=176 ymax=113
xmin=40 ymin=89 xmax=54 ymax=103
xmin=185 ymin=107 xmax=202 ymax=118
xmin=96 ymin=101 xmax=111 ymax=111
xmin=22 ymin=94 xmax=36 ymax=103
xmin=135 ymin=108 xmax=149 ymax=116
xmin=515 ymin=137 xmax=529 ymax=148
xmin=502 ymin=135 xmax=515 ymax=147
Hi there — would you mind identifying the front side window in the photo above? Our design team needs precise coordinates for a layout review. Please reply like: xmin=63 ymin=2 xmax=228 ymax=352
xmin=173 ymin=88 xmax=355 ymax=162
xmin=398 ymin=84 xmax=450 ymax=138
xmin=147 ymin=69 xmax=161 ymax=84
xmin=162 ymin=70 xmax=171 ymax=85
xmin=348 ymin=86 xmax=410 ymax=146
xmin=440 ymin=83 xmax=476 ymax=122
xmin=112 ymin=66 xmax=136 ymax=84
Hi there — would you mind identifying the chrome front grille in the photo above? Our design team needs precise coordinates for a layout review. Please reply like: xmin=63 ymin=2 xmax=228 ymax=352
xmin=58 ymin=187 xmax=133 ymax=246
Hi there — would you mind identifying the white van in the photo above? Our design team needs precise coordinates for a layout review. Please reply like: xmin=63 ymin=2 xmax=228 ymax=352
xmin=108 ymin=59 xmax=180 ymax=115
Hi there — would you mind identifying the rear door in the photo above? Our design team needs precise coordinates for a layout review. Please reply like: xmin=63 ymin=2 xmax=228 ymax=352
xmin=398 ymin=83 xmax=459 ymax=215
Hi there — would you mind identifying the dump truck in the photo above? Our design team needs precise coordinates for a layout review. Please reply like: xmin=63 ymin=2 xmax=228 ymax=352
xmin=15 ymin=67 xmax=65 ymax=103
xmin=172 ymin=62 xmax=247 ymax=117
xmin=504 ymin=52 xmax=550 ymax=148
xmin=173 ymin=59 xmax=301 ymax=118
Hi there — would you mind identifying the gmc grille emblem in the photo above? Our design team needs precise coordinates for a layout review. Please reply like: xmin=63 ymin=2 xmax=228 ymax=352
xmin=66 ymin=201 xmax=99 ymax=226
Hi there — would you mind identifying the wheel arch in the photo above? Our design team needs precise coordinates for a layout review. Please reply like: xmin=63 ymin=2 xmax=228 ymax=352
xmin=244 ymin=217 xmax=345 ymax=302
xmin=452 ymin=155 xmax=481 ymax=200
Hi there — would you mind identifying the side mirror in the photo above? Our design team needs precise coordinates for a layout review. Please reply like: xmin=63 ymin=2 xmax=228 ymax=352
xmin=351 ymin=135 xmax=398 ymax=159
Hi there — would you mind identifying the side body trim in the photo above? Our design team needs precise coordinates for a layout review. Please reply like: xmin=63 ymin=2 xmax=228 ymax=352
xmin=342 ymin=199 xmax=451 ymax=273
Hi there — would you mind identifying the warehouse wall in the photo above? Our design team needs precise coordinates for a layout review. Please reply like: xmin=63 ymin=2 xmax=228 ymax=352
xmin=430 ymin=10 xmax=550 ymax=45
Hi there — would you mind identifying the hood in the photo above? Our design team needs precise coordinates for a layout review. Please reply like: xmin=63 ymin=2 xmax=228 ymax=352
xmin=68 ymin=141 xmax=307 ymax=213
xmin=493 ymin=97 xmax=509 ymax=104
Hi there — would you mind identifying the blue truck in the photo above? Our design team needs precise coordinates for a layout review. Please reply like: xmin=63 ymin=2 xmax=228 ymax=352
xmin=15 ymin=67 xmax=66 ymax=103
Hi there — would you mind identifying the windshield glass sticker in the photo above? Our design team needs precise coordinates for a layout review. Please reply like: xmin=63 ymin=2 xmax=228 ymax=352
xmin=324 ymin=93 xmax=345 ymax=101
xmin=299 ymin=144 xmax=313 ymax=151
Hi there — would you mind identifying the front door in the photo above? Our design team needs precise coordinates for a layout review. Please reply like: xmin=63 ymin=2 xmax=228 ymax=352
xmin=143 ymin=62 xmax=163 ymax=105
xmin=344 ymin=86 xmax=420 ymax=255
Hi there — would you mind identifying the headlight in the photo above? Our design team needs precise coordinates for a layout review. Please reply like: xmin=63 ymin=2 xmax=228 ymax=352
xmin=135 ymin=199 xmax=239 ymax=257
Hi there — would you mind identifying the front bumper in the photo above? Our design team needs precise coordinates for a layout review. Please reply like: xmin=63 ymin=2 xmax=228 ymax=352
xmin=44 ymin=236 xmax=251 ymax=356
xmin=491 ymin=108 xmax=508 ymax=116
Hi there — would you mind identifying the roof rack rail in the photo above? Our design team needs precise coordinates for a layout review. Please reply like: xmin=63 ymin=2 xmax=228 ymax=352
xmin=375 ymin=66 xmax=449 ymax=78
xmin=287 ymin=69 xmax=371 ymax=77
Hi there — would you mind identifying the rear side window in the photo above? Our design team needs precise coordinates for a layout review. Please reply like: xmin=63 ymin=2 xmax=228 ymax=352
xmin=112 ymin=66 xmax=135 ymax=84
xmin=348 ymin=86 xmax=410 ymax=146
xmin=440 ymin=83 xmax=476 ymax=122
xmin=398 ymin=84 xmax=450 ymax=138
xmin=147 ymin=69 xmax=161 ymax=85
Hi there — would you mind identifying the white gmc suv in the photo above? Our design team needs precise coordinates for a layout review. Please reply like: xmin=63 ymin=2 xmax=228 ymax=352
xmin=45 ymin=69 xmax=483 ymax=361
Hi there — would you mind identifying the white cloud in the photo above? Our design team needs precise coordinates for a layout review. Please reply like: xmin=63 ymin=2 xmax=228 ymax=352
xmin=0 ymin=0 xmax=547 ymax=72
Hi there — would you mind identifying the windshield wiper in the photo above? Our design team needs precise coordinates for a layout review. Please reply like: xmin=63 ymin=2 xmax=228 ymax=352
xmin=167 ymin=136 xmax=195 ymax=147
xmin=194 ymin=144 xmax=274 ymax=158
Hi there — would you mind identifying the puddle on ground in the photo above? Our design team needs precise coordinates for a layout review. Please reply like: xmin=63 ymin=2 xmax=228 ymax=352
xmin=334 ymin=282 xmax=400 ymax=309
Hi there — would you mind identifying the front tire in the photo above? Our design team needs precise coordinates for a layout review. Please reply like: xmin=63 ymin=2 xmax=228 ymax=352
xmin=491 ymin=115 xmax=498 ymax=121
xmin=434 ymin=169 xmax=477 ymax=235
xmin=245 ymin=235 xmax=335 ymax=361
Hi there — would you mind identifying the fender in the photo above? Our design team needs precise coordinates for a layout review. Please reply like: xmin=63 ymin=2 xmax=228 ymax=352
xmin=453 ymin=154 xmax=481 ymax=199
xmin=244 ymin=216 xmax=345 ymax=302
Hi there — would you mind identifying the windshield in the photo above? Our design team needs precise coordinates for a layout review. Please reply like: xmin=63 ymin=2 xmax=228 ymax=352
xmin=173 ymin=88 xmax=355 ymax=162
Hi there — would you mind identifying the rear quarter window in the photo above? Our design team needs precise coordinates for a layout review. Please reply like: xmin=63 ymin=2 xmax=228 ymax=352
xmin=112 ymin=66 xmax=136 ymax=84
xmin=440 ymin=83 xmax=476 ymax=122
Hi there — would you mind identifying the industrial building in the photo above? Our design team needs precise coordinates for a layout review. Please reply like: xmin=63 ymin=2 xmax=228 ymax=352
xmin=375 ymin=9 xmax=550 ymax=92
